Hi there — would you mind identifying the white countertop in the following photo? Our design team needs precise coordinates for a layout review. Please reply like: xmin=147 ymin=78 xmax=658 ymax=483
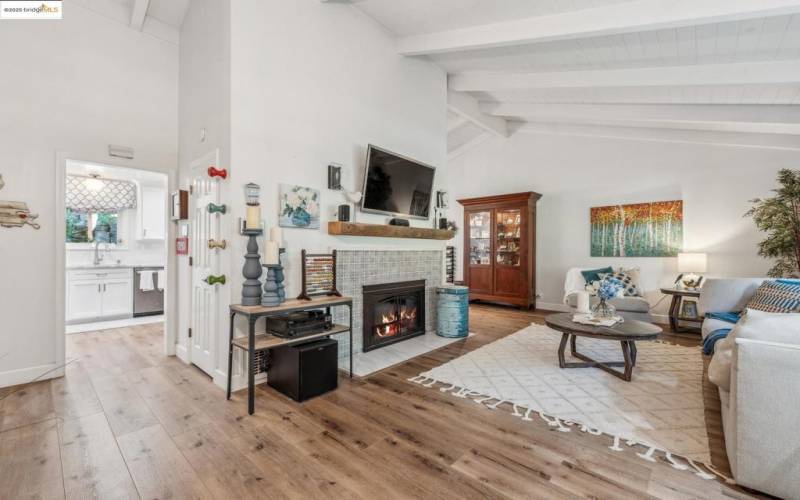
xmin=66 ymin=264 xmax=165 ymax=270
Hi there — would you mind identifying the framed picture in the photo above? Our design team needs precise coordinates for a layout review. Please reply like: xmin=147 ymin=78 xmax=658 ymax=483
xmin=680 ymin=300 xmax=698 ymax=319
xmin=590 ymin=200 xmax=683 ymax=257
xmin=279 ymin=184 xmax=320 ymax=229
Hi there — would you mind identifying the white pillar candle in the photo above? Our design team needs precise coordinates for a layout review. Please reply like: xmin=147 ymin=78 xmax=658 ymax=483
xmin=245 ymin=205 xmax=261 ymax=230
xmin=270 ymin=227 xmax=283 ymax=245
xmin=576 ymin=291 xmax=591 ymax=314
xmin=265 ymin=241 xmax=280 ymax=265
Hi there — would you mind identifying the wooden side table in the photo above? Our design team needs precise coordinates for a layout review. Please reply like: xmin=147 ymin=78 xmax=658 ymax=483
xmin=228 ymin=295 xmax=353 ymax=415
xmin=660 ymin=287 xmax=702 ymax=333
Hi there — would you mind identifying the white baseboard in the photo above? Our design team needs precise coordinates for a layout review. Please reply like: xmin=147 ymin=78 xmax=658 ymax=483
xmin=175 ymin=343 xmax=190 ymax=364
xmin=0 ymin=363 xmax=62 ymax=389
xmin=535 ymin=301 xmax=571 ymax=313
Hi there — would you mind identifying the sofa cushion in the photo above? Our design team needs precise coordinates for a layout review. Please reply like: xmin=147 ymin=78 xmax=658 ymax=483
xmin=745 ymin=280 xmax=800 ymax=313
xmin=735 ymin=308 xmax=800 ymax=345
xmin=698 ymin=278 xmax=764 ymax=316
xmin=566 ymin=294 xmax=650 ymax=313
xmin=580 ymin=266 xmax=613 ymax=284
xmin=708 ymin=333 xmax=736 ymax=391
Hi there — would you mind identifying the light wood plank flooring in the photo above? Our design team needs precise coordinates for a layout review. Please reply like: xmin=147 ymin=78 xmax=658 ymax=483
xmin=0 ymin=304 xmax=765 ymax=499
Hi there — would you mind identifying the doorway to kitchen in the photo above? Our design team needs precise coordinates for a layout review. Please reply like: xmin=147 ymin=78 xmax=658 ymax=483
xmin=62 ymin=160 xmax=168 ymax=336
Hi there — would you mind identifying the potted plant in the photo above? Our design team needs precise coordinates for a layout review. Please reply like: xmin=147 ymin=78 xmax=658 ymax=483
xmin=746 ymin=169 xmax=800 ymax=278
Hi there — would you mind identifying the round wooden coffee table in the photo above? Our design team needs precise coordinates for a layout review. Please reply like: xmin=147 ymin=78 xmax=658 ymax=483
xmin=544 ymin=312 xmax=662 ymax=382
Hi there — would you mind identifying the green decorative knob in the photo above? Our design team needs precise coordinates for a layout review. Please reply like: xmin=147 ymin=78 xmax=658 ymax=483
xmin=204 ymin=274 xmax=226 ymax=285
xmin=207 ymin=203 xmax=227 ymax=215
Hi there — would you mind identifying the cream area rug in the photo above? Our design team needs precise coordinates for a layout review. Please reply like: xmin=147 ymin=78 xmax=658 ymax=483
xmin=409 ymin=323 xmax=725 ymax=480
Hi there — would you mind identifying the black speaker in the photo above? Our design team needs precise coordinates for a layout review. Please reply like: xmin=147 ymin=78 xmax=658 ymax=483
xmin=337 ymin=204 xmax=350 ymax=222
xmin=267 ymin=338 xmax=338 ymax=402
xmin=388 ymin=218 xmax=410 ymax=226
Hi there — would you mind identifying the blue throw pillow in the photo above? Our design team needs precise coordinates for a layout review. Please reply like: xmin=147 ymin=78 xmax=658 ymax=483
xmin=581 ymin=266 xmax=613 ymax=284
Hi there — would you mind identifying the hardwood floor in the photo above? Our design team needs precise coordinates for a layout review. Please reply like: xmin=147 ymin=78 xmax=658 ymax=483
xmin=0 ymin=304 xmax=764 ymax=499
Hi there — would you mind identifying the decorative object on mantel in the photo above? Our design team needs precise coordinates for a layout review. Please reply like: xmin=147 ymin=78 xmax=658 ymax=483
xmin=204 ymin=274 xmax=226 ymax=285
xmin=0 ymin=174 xmax=41 ymax=230
xmin=434 ymin=190 xmax=449 ymax=230
xmin=746 ymin=168 xmax=800 ymax=277
xmin=207 ymin=166 xmax=228 ymax=179
xmin=297 ymin=249 xmax=341 ymax=300
xmin=590 ymin=200 xmax=683 ymax=257
xmin=279 ymin=183 xmax=320 ymax=229
xmin=327 ymin=163 xmax=342 ymax=190
xmin=343 ymin=190 xmax=362 ymax=223
xmin=328 ymin=221 xmax=455 ymax=240
xmin=207 ymin=202 xmax=226 ymax=215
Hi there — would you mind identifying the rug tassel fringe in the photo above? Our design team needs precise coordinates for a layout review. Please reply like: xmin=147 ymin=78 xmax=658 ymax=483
xmin=665 ymin=452 xmax=689 ymax=471
xmin=609 ymin=435 xmax=623 ymax=451
xmin=487 ymin=399 xmax=505 ymax=410
xmin=439 ymin=383 xmax=457 ymax=393
xmin=687 ymin=458 xmax=716 ymax=480
xmin=522 ymin=408 xmax=533 ymax=421
xmin=511 ymin=404 xmax=523 ymax=417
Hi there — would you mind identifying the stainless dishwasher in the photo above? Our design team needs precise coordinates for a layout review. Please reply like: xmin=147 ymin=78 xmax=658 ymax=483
xmin=133 ymin=267 xmax=165 ymax=317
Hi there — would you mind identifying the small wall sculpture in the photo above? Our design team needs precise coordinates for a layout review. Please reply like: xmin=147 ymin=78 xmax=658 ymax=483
xmin=0 ymin=175 xmax=41 ymax=230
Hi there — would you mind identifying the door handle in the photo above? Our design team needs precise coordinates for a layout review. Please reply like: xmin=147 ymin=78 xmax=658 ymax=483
xmin=103 ymin=284 xmax=107 ymax=292
xmin=207 ymin=166 xmax=228 ymax=179
xmin=98 ymin=284 xmax=101 ymax=293
xmin=207 ymin=203 xmax=227 ymax=215
xmin=208 ymin=239 xmax=227 ymax=250
xmin=204 ymin=274 xmax=226 ymax=285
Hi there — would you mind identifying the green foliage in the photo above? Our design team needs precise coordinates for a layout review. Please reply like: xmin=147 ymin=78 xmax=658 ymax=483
xmin=745 ymin=169 xmax=800 ymax=278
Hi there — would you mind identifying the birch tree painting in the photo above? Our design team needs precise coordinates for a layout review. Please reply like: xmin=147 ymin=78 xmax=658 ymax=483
xmin=590 ymin=200 xmax=683 ymax=257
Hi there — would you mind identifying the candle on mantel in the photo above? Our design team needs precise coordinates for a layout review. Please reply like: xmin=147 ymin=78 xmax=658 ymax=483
xmin=265 ymin=241 xmax=280 ymax=265
xmin=245 ymin=205 xmax=261 ymax=230
xmin=270 ymin=227 xmax=283 ymax=246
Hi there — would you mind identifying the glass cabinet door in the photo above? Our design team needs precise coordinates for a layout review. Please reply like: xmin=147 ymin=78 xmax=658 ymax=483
xmin=468 ymin=211 xmax=491 ymax=265
xmin=495 ymin=209 xmax=521 ymax=267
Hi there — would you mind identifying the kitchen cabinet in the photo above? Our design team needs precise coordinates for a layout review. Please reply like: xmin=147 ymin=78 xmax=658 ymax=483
xmin=66 ymin=268 xmax=133 ymax=323
xmin=458 ymin=192 xmax=541 ymax=309
xmin=139 ymin=186 xmax=166 ymax=240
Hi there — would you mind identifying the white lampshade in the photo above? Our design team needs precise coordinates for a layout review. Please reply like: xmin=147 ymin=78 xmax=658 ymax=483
xmin=678 ymin=252 xmax=707 ymax=273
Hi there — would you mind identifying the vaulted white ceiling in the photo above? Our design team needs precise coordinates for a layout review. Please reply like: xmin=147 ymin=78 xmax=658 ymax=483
xmin=348 ymin=0 xmax=800 ymax=155
xmin=71 ymin=0 xmax=190 ymax=43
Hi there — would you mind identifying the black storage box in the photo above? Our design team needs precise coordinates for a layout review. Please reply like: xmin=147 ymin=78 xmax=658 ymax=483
xmin=267 ymin=338 xmax=338 ymax=402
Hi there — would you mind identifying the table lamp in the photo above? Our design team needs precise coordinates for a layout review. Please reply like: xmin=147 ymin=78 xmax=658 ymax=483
xmin=677 ymin=252 xmax=707 ymax=289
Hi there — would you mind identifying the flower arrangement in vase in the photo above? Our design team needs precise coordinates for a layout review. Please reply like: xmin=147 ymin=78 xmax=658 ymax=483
xmin=591 ymin=279 xmax=624 ymax=320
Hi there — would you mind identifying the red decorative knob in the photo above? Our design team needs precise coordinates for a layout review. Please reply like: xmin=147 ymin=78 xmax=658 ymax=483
xmin=208 ymin=166 xmax=227 ymax=179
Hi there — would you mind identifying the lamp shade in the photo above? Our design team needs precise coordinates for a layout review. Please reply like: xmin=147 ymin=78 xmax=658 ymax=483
xmin=678 ymin=252 xmax=707 ymax=273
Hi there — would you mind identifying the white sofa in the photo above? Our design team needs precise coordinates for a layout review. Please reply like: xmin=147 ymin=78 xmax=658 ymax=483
xmin=563 ymin=267 xmax=653 ymax=323
xmin=701 ymin=278 xmax=800 ymax=499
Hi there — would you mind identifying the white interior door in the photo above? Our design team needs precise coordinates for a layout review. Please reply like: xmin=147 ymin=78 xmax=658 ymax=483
xmin=189 ymin=150 xmax=221 ymax=376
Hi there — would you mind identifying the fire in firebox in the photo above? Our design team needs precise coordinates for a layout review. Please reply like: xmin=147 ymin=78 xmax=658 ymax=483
xmin=375 ymin=305 xmax=418 ymax=337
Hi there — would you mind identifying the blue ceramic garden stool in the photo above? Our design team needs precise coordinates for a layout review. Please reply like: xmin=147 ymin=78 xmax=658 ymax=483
xmin=436 ymin=285 xmax=469 ymax=338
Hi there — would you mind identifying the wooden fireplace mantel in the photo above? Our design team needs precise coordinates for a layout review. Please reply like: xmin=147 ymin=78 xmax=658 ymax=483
xmin=328 ymin=221 xmax=455 ymax=240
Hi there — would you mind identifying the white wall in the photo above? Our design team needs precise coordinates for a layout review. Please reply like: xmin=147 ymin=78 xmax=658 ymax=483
xmin=0 ymin=2 xmax=178 ymax=387
xmin=175 ymin=0 xmax=447 ymax=390
xmin=448 ymin=130 xmax=800 ymax=316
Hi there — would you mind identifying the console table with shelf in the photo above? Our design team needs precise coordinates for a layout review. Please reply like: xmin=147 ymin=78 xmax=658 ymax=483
xmin=227 ymin=295 xmax=353 ymax=414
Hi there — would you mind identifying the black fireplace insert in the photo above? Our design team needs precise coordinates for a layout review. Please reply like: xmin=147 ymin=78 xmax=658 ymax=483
xmin=362 ymin=280 xmax=425 ymax=352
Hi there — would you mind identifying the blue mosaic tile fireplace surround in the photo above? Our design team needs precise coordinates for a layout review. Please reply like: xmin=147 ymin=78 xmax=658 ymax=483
xmin=332 ymin=250 xmax=443 ymax=358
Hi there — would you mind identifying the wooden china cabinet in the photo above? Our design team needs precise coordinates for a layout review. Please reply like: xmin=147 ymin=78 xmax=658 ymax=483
xmin=458 ymin=192 xmax=541 ymax=309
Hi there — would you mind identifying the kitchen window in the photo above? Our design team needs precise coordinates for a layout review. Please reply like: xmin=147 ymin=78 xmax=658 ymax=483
xmin=66 ymin=208 xmax=122 ymax=245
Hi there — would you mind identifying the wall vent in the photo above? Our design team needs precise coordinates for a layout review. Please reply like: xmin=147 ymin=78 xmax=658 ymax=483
xmin=108 ymin=144 xmax=134 ymax=160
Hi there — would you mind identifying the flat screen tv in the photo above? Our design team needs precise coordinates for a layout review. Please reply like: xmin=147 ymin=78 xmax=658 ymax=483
xmin=360 ymin=145 xmax=436 ymax=220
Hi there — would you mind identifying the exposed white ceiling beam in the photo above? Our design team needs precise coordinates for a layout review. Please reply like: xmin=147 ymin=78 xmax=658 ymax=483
xmin=398 ymin=0 xmax=800 ymax=55
xmin=512 ymin=122 xmax=800 ymax=150
xmin=448 ymin=91 xmax=508 ymax=138
xmin=130 ymin=0 xmax=150 ymax=31
xmin=484 ymin=103 xmax=800 ymax=126
xmin=450 ymin=60 xmax=800 ymax=92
